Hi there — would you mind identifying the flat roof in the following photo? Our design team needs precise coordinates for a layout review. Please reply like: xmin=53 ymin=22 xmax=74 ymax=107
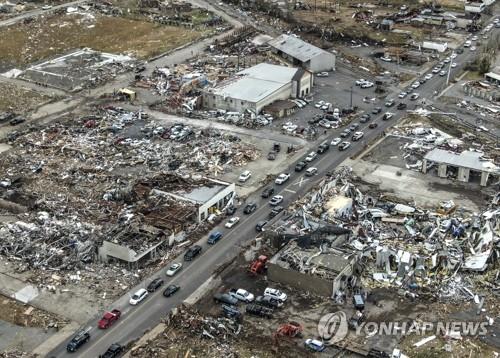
xmin=175 ymin=183 xmax=227 ymax=204
xmin=268 ymin=34 xmax=331 ymax=62
xmin=424 ymin=148 xmax=499 ymax=172
xmin=485 ymin=72 xmax=500 ymax=81
xmin=208 ymin=63 xmax=298 ymax=103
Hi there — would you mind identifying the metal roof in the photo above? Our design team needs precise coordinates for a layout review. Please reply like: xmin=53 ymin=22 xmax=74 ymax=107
xmin=209 ymin=63 xmax=299 ymax=103
xmin=485 ymin=72 xmax=500 ymax=81
xmin=424 ymin=148 xmax=499 ymax=173
xmin=268 ymin=34 xmax=330 ymax=62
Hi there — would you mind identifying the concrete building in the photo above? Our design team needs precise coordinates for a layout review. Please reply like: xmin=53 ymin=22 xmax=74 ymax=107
xmin=485 ymin=67 xmax=500 ymax=85
xmin=421 ymin=41 xmax=448 ymax=53
xmin=267 ymin=241 xmax=356 ymax=298
xmin=464 ymin=0 xmax=495 ymax=13
xmin=153 ymin=178 xmax=236 ymax=221
xmin=268 ymin=34 xmax=336 ymax=73
xmin=422 ymin=148 xmax=499 ymax=186
xmin=202 ymin=63 xmax=312 ymax=114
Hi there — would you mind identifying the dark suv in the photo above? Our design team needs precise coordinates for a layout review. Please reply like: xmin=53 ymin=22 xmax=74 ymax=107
xmin=147 ymin=278 xmax=164 ymax=292
xmin=214 ymin=293 xmax=238 ymax=305
xmin=99 ymin=343 xmax=123 ymax=358
xmin=184 ymin=245 xmax=202 ymax=261
xmin=67 ymin=331 xmax=90 ymax=352
xmin=261 ymin=187 xmax=274 ymax=198
xmin=295 ymin=161 xmax=307 ymax=172
xmin=246 ymin=304 xmax=274 ymax=318
xmin=244 ymin=203 xmax=257 ymax=214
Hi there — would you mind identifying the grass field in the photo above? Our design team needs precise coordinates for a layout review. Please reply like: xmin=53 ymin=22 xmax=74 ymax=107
xmin=0 ymin=13 xmax=206 ymax=69
xmin=0 ymin=82 xmax=53 ymax=113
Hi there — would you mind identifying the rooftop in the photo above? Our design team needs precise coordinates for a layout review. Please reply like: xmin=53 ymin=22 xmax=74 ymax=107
xmin=424 ymin=149 xmax=499 ymax=173
xmin=268 ymin=34 xmax=331 ymax=62
xmin=207 ymin=63 xmax=299 ymax=103
xmin=175 ymin=183 xmax=228 ymax=204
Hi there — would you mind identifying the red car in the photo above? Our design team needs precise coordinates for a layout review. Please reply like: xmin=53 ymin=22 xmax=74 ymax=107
xmin=98 ymin=309 xmax=121 ymax=329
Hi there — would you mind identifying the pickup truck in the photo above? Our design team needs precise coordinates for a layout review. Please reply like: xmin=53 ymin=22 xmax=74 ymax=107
xmin=98 ymin=309 xmax=121 ymax=329
xmin=275 ymin=173 xmax=290 ymax=185
xmin=229 ymin=288 xmax=254 ymax=303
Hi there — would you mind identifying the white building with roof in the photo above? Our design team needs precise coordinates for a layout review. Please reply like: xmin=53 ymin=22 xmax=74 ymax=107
xmin=267 ymin=34 xmax=335 ymax=73
xmin=202 ymin=63 xmax=312 ymax=114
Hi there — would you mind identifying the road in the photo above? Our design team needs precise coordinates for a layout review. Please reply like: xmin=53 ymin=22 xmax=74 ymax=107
xmin=0 ymin=0 xmax=87 ymax=28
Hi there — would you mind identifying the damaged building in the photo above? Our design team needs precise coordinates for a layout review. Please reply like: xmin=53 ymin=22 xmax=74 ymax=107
xmin=202 ymin=63 xmax=313 ymax=114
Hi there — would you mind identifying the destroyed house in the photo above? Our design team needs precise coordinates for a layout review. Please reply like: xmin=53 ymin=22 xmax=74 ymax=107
xmin=202 ymin=63 xmax=312 ymax=114
xmin=268 ymin=34 xmax=336 ymax=73
xmin=267 ymin=241 xmax=356 ymax=298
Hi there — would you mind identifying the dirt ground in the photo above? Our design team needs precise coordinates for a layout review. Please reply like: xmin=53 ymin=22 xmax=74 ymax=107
xmin=0 ymin=12 xmax=206 ymax=70
xmin=0 ymin=82 xmax=54 ymax=114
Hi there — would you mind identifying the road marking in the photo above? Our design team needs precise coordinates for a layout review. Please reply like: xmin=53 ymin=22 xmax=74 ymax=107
xmin=292 ymin=177 xmax=309 ymax=187
xmin=284 ymin=188 xmax=297 ymax=194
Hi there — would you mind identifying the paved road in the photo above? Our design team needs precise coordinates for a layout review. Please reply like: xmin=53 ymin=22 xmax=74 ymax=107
xmin=0 ymin=0 xmax=87 ymax=28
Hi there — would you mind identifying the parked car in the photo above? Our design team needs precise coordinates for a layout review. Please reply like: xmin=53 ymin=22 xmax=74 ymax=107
xmin=214 ymin=293 xmax=239 ymax=305
xmin=246 ymin=304 xmax=274 ymax=318
xmin=269 ymin=206 xmax=283 ymax=218
xmin=147 ymin=278 xmax=164 ymax=292
xmin=397 ymin=102 xmax=407 ymax=110
xmin=207 ymin=231 xmax=223 ymax=245
xmin=432 ymin=67 xmax=440 ymax=74
xmin=99 ymin=343 xmax=123 ymax=358
xmin=411 ymin=81 xmax=420 ymax=89
xmin=424 ymin=73 xmax=433 ymax=80
xmin=439 ymin=70 xmax=446 ymax=76
xmin=98 ymin=309 xmax=121 ymax=329
xmin=264 ymin=287 xmax=287 ymax=302
xmin=317 ymin=72 xmax=329 ymax=77
xmin=243 ymin=202 xmax=257 ymax=214
xmin=261 ymin=187 xmax=275 ymax=198
xmin=383 ymin=112 xmax=394 ymax=120
xmin=129 ymin=288 xmax=148 ymax=305
xmin=255 ymin=295 xmax=283 ymax=308
xmin=225 ymin=217 xmax=240 ymax=228
xmin=338 ymin=142 xmax=351 ymax=151
xmin=166 ymin=262 xmax=183 ymax=277
xmin=352 ymin=131 xmax=364 ymax=141
xmin=372 ymin=107 xmax=382 ymax=114
xmin=67 ymin=331 xmax=90 ymax=352
xmin=340 ymin=129 xmax=351 ymax=138
xmin=305 ymin=167 xmax=317 ymax=176
xmin=238 ymin=170 xmax=251 ymax=182
xmin=184 ymin=245 xmax=202 ymax=261
xmin=349 ymin=122 xmax=360 ymax=131
xmin=163 ymin=284 xmax=180 ymax=297
xmin=359 ymin=114 xmax=370 ymax=123
xmin=331 ymin=137 xmax=341 ymax=146
xmin=255 ymin=221 xmax=268 ymax=232
xmin=385 ymin=99 xmax=395 ymax=107
xmin=398 ymin=92 xmax=407 ymax=99
xmin=295 ymin=161 xmax=307 ymax=172
xmin=275 ymin=173 xmax=290 ymax=185
xmin=305 ymin=151 xmax=317 ymax=162
xmin=269 ymin=195 xmax=283 ymax=206
xmin=225 ymin=205 xmax=237 ymax=216
xmin=360 ymin=81 xmax=374 ymax=88
xmin=368 ymin=122 xmax=378 ymax=129
xmin=317 ymin=141 xmax=330 ymax=154
xmin=304 ymin=339 xmax=326 ymax=352
xmin=229 ymin=288 xmax=254 ymax=302
xmin=355 ymin=78 xmax=367 ymax=86
xmin=410 ymin=93 xmax=420 ymax=101
xmin=9 ymin=117 xmax=25 ymax=126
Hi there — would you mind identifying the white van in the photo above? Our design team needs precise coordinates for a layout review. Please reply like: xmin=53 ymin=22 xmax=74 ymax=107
xmin=464 ymin=40 xmax=471 ymax=48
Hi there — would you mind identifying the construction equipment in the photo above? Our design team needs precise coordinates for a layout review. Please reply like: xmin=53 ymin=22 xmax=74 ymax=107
xmin=249 ymin=255 xmax=268 ymax=275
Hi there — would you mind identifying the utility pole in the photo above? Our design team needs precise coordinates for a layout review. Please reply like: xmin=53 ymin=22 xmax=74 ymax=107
xmin=350 ymin=85 xmax=353 ymax=109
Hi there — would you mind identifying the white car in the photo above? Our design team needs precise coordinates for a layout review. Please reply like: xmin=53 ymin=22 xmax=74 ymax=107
xmin=380 ymin=56 xmax=392 ymax=62
xmin=472 ymin=36 xmax=478 ymax=41
xmin=129 ymin=288 xmax=148 ymax=305
xmin=239 ymin=170 xmax=251 ymax=182
xmin=352 ymin=131 xmax=364 ymax=141
xmin=451 ymin=62 xmax=457 ymax=68
xmin=42 ymin=5 xmax=52 ymax=10
xmin=291 ymin=99 xmax=304 ymax=108
xmin=314 ymin=100 xmax=325 ymax=108
xmin=269 ymin=195 xmax=284 ymax=206
xmin=398 ymin=92 xmax=407 ymax=99
xmin=317 ymin=72 xmax=329 ymax=77
xmin=355 ymin=79 xmax=367 ymax=86
xmin=470 ymin=46 xmax=477 ymax=51
xmin=229 ymin=288 xmax=254 ymax=302
xmin=443 ymin=57 xmax=450 ymax=63
xmin=305 ymin=167 xmax=317 ymax=176
xmin=225 ymin=217 xmax=240 ymax=228
xmin=305 ymin=151 xmax=317 ymax=162
xmin=275 ymin=173 xmax=290 ymax=185
xmin=264 ymin=287 xmax=287 ymax=302
xmin=361 ymin=81 xmax=374 ymax=88
xmin=166 ymin=263 xmax=183 ymax=277
xmin=411 ymin=81 xmax=420 ymax=89
xmin=439 ymin=70 xmax=446 ymax=76
xmin=331 ymin=137 xmax=341 ymax=146
xmin=424 ymin=73 xmax=433 ymax=80
xmin=282 ymin=123 xmax=298 ymax=132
